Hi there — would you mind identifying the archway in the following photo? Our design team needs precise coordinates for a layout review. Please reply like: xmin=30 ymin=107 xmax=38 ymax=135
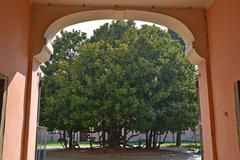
xmin=25 ymin=9 xmax=216 ymax=160
xmin=34 ymin=10 xmax=204 ymax=65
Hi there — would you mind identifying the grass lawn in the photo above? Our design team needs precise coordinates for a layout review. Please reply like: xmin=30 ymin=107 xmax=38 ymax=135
xmin=161 ymin=142 xmax=201 ymax=149
xmin=47 ymin=141 xmax=100 ymax=148
xmin=46 ymin=141 xmax=201 ymax=149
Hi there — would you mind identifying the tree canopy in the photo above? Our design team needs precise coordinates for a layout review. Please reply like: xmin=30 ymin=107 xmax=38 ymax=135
xmin=40 ymin=21 xmax=199 ymax=149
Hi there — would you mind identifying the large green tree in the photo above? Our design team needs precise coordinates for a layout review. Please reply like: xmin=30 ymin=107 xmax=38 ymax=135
xmin=40 ymin=30 xmax=88 ymax=148
xmin=40 ymin=21 xmax=199 ymax=149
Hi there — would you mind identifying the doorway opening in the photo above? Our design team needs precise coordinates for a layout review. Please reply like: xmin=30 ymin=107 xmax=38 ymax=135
xmin=37 ymin=19 xmax=203 ymax=160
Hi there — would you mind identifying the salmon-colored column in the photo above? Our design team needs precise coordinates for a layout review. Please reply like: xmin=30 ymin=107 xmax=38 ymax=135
xmin=22 ymin=59 xmax=41 ymax=160
xmin=207 ymin=0 xmax=240 ymax=159
xmin=198 ymin=60 xmax=217 ymax=160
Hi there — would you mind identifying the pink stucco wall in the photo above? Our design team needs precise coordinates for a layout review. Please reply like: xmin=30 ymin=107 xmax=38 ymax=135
xmin=207 ymin=0 xmax=240 ymax=159
xmin=0 ymin=0 xmax=32 ymax=160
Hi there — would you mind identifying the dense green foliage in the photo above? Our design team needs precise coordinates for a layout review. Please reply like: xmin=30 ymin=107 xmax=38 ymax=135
xmin=40 ymin=21 xmax=199 ymax=149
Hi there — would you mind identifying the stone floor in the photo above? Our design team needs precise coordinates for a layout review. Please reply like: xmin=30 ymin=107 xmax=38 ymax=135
xmin=46 ymin=149 xmax=201 ymax=160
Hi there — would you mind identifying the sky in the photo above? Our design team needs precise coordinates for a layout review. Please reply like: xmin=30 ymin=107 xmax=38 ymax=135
xmin=61 ymin=20 xmax=167 ymax=38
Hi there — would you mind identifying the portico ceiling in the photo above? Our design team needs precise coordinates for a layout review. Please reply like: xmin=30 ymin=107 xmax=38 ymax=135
xmin=30 ymin=0 xmax=214 ymax=8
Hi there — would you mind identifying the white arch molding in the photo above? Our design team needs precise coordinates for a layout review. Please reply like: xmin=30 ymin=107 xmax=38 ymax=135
xmin=35 ymin=10 xmax=204 ymax=65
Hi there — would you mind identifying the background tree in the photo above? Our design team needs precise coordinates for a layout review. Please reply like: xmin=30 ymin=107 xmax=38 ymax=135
xmin=40 ymin=30 xmax=87 ymax=148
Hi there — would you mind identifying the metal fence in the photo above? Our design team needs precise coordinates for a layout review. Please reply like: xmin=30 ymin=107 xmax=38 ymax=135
xmin=36 ymin=126 xmax=48 ymax=160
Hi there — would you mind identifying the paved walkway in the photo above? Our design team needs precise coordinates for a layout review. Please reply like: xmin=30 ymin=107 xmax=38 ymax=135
xmin=46 ymin=149 xmax=201 ymax=160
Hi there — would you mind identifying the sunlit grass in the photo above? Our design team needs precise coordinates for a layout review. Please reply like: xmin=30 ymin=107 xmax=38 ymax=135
xmin=46 ymin=141 xmax=201 ymax=149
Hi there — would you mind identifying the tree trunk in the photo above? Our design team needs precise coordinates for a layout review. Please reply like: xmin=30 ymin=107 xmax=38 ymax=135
xmin=89 ymin=133 xmax=93 ymax=150
xmin=123 ymin=128 xmax=127 ymax=149
xmin=152 ymin=131 xmax=157 ymax=149
xmin=63 ymin=130 xmax=68 ymax=148
xmin=148 ymin=130 xmax=153 ymax=149
xmin=102 ymin=130 xmax=106 ymax=149
xmin=108 ymin=123 xmax=119 ymax=149
xmin=59 ymin=131 xmax=62 ymax=140
xmin=63 ymin=130 xmax=66 ymax=140
xmin=68 ymin=130 xmax=73 ymax=149
xmin=157 ymin=133 xmax=161 ymax=148
xmin=145 ymin=131 xmax=149 ymax=149
xmin=78 ymin=131 xmax=81 ymax=142
xmin=176 ymin=131 xmax=182 ymax=147
xmin=117 ymin=128 xmax=122 ymax=147
xmin=172 ymin=131 xmax=175 ymax=142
